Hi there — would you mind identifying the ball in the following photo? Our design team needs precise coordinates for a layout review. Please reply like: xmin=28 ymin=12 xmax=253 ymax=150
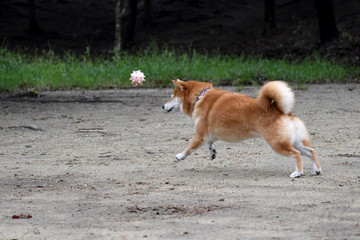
xmin=130 ymin=70 xmax=145 ymax=86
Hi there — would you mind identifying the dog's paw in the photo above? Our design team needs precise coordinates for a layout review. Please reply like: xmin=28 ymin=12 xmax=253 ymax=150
xmin=290 ymin=171 xmax=304 ymax=178
xmin=311 ymin=168 xmax=322 ymax=176
xmin=175 ymin=152 xmax=186 ymax=161
xmin=209 ymin=149 xmax=217 ymax=160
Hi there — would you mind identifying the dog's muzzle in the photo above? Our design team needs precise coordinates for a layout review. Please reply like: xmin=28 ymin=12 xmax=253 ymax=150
xmin=163 ymin=96 xmax=180 ymax=113
xmin=162 ymin=105 xmax=174 ymax=112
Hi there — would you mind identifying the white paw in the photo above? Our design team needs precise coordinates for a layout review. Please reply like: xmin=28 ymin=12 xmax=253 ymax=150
xmin=290 ymin=171 xmax=304 ymax=178
xmin=175 ymin=152 xmax=186 ymax=160
xmin=311 ymin=168 xmax=322 ymax=176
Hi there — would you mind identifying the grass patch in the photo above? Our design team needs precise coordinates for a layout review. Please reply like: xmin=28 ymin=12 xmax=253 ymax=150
xmin=0 ymin=46 xmax=358 ymax=92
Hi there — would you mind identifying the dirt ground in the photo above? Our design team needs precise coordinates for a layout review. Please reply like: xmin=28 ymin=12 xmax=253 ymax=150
xmin=0 ymin=84 xmax=359 ymax=240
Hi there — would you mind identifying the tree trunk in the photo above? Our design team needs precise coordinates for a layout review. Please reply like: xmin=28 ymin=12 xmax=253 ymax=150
xmin=263 ymin=0 xmax=276 ymax=36
xmin=114 ymin=0 xmax=126 ymax=56
xmin=189 ymin=0 xmax=200 ymax=6
xmin=314 ymin=0 xmax=338 ymax=44
xmin=144 ymin=0 xmax=151 ymax=27
xmin=28 ymin=0 xmax=43 ymax=34
xmin=124 ymin=0 xmax=137 ymax=48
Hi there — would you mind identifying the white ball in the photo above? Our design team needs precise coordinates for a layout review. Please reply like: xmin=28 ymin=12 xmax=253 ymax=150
xmin=130 ymin=70 xmax=145 ymax=86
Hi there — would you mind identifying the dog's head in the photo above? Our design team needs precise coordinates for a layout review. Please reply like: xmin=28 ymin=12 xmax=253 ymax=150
xmin=162 ymin=79 xmax=213 ymax=116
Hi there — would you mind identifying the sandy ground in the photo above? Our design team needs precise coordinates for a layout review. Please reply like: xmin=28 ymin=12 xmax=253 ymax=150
xmin=0 ymin=84 xmax=359 ymax=240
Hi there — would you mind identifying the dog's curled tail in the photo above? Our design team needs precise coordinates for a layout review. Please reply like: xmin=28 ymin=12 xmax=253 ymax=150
xmin=257 ymin=81 xmax=295 ymax=115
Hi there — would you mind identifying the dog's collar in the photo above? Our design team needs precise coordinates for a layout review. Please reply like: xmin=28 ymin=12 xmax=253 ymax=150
xmin=195 ymin=88 xmax=210 ymax=103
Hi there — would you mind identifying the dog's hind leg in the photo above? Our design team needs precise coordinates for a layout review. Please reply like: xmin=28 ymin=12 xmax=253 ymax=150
xmin=291 ymin=117 xmax=321 ymax=176
xmin=269 ymin=141 xmax=304 ymax=178
xmin=295 ymin=141 xmax=322 ymax=175
xmin=306 ymin=146 xmax=322 ymax=175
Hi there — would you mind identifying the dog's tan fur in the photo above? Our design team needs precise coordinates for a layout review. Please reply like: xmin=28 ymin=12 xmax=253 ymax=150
xmin=163 ymin=80 xmax=321 ymax=178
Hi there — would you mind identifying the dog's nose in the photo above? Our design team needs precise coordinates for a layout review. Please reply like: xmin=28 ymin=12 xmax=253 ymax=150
xmin=162 ymin=105 xmax=165 ymax=110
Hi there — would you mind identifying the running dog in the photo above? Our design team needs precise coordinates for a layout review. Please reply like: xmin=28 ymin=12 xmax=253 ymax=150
xmin=162 ymin=79 xmax=321 ymax=178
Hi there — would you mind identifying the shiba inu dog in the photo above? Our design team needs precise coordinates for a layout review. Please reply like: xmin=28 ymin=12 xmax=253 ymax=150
xmin=162 ymin=80 xmax=322 ymax=178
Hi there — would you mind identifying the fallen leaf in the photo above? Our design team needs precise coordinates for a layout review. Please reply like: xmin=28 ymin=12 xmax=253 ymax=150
xmin=12 ymin=214 xmax=32 ymax=219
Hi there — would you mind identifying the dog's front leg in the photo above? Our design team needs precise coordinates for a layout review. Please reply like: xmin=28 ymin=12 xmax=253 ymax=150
xmin=176 ymin=134 xmax=205 ymax=160
xmin=208 ymin=141 xmax=217 ymax=160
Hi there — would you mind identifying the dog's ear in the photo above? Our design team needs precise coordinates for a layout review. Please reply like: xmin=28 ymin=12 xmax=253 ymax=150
xmin=172 ymin=79 xmax=186 ymax=90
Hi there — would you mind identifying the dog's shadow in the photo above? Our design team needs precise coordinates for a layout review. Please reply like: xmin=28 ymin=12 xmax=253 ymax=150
xmin=177 ymin=162 xmax=290 ymax=181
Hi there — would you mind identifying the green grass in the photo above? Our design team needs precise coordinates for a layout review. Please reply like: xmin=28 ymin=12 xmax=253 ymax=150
xmin=0 ymin=46 xmax=358 ymax=92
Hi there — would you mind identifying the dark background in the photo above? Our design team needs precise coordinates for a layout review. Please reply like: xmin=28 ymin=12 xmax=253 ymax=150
xmin=0 ymin=0 xmax=359 ymax=65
